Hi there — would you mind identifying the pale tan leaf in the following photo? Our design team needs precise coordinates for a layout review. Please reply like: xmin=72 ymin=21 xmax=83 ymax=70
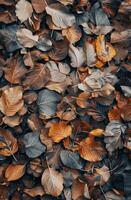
xmin=24 ymin=186 xmax=45 ymax=197
xmin=15 ymin=0 xmax=33 ymax=22
xmin=17 ymin=28 xmax=38 ymax=48
xmin=41 ymin=168 xmax=64 ymax=197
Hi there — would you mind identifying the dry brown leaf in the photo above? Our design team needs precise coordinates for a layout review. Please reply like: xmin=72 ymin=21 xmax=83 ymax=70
xmin=0 ymin=11 xmax=16 ymax=24
xmin=111 ymin=30 xmax=131 ymax=43
xmin=89 ymin=129 xmax=104 ymax=137
xmin=5 ymin=164 xmax=25 ymax=181
xmin=40 ymin=129 xmax=53 ymax=151
xmin=95 ymin=165 xmax=110 ymax=185
xmin=24 ymin=186 xmax=45 ymax=197
xmin=0 ymin=87 xmax=24 ymax=116
xmin=79 ymin=137 xmax=106 ymax=162
xmin=48 ymin=121 xmax=72 ymax=143
xmin=23 ymin=63 xmax=50 ymax=90
xmin=76 ymin=92 xmax=91 ymax=108
xmin=108 ymin=106 xmax=121 ymax=121
xmin=96 ymin=34 xmax=116 ymax=62
xmin=4 ymin=56 xmax=27 ymax=84
xmin=121 ymin=104 xmax=131 ymax=121
xmin=31 ymin=0 xmax=46 ymax=13
xmin=41 ymin=168 xmax=64 ymax=197
xmin=72 ymin=179 xmax=85 ymax=200
xmin=62 ymin=25 xmax=82 ymax=43
xmin=15 ymin=0 xmax=33 ymax=23
xmin=3 ymin=115 xmax=21 ymax=127
xmin=0 ymin=129 xmax=18 ymax=156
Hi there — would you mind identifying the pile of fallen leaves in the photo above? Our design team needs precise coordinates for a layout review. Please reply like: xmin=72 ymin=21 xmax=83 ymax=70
xmin=0 ymin=0 xmax=131 ymax=199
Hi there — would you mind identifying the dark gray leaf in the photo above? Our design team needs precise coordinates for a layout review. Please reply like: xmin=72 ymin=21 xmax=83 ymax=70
xmin=23 ymin=132 xmax=46 ymax=158
xmin=36 ymin=37 xmax=52 ymax=52
xmin=89 ymin=2 xmax=110 ymax=26
xmin=0 ymin=25 xmax=21 ymax=52
xmin=37 ymin=89 xmax=61 ymax=119
xmin=60 ymin=150 xmax=84 ymax=170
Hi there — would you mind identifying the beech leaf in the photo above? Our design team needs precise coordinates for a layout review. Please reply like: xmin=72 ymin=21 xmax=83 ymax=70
xmin=41 ymin=168 xmax=64 ymax=197
xmin=23 ymin=132 xmax=46 ymax=158
xmin=15 ymin=0 xmax=33 ymax=23
xmin=5 ymin=164 xmax=25 ymax=181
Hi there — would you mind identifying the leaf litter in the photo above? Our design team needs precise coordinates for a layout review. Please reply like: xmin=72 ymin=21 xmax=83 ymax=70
xmin=0 ymin=0 xmax=130 ymax=199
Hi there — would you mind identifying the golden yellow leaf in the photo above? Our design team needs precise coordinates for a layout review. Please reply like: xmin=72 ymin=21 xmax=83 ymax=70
xmin=48 ymin=121 xmax=72 ymax=143
xmin=79 ymin=137 xmax=106 ymax=162
xmin=5 ymin=164 xmax=25 ymax=181
xmin=96 ymin=34 xmax=116 ymax=63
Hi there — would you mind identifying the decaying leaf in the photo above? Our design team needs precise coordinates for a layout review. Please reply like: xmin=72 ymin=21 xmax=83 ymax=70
xmin=23 ymin=132 xmax=46 ymax=158
xmin=24 ymin=186 xmax=45 ymax=197
xmin=60 ymin=150 xmax=84 ymax=170
xmin=46 ymin=3 xmax=75 ymax=29
xmin=5 ymin=164 xmax=25 ymax=181
xmin=23 ymin=63 xmax=50 ymax=90
xmin=0 ymin=129 xmax=18 ymax=156
xmin=15 ymin=0 xmax=33 ymax=22
xmin=37 ymin=89 xmax=61 ymax=119
xmin=0 ymin=87 xmax=24 ymax=116
xmin=104 ymin=120 xmax=127 ymax=153
xmin=17 ymin=28 xmax=38 ymax=48
xmin=48 ymin=121 xmax=72 ymax=143
xmin=96 ymin=34 xmax=116 ymax=63
xmin=62 ymin=25 xmax=82 ymax=43
xmin=4 ymin=56 xmax=27 ymax=84
xmin=79 ymin=137 xmax=106 ymax=162
xmin=41 ymin=168 xmax=64 ymax=197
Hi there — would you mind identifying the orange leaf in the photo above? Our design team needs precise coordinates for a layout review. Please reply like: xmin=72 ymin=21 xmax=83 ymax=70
xmin=5 ymin=164 xmax=25 ymax=181
xmin=0 ymin=86 xmax=24 ymax=116
xmin=48 ymin=121 xmax=72 ymax=143
xmin=0 ymin=129 xmax=18 ymax=156
xmin=108 ymin=106 xmax=121 ymax=121
xmin=96 ymin=34 xmax=116 ymax=63
xmin=79 ymin=137 xmax=106 ymax=162
xmin=90 ymin=129 xmax=104 ymax=137
xmin=76 ymin=92 xmax=91 ymax=108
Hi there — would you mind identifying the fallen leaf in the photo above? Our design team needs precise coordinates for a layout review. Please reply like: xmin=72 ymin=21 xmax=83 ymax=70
xmin=31 ymin=0 xmax=46 ymax=13
xmin=48 ymin=121 xmax=72 ymax=143
xmin=72 ymin=179 xmax=85 ymax=200
xmin=84 ymin=39 xmax=96 ymax=67
xmin=24 ymin=186 xmax=45 ymax=197
xmin=49 ymin=39 xmax=69 ymax=61
xmin=17 ymin=28 xmax=38 ymax=48
xmin=3 ymin=115 xmax=21 ymax=127
xmin=60 ymin=150 xmax=84 ymax=170
xmin=46 ymin=61 xmax=70 ymax=82
xmin=5 ymin=164 xmax=25 ymax=181
xmin=96 ymin=34 xmax=116 ymax=62
xmin=37 ymin=89 xmax=61 ymax=119
xmin=36 ymin=37 xmax=52 ymax=52
xmin=111 ymin=29 xmax=131 ymax=43
xmin=62 ymin=25 xmax=82 ymax=43
xmin=41 ymin=168 xmax=64 ymax=197
xmin=23 ymin=132 xmax=46 ymax=158
xmin=46 ymin=3 xmax=75 ymax=29
xmin=15 ymin=0 xmax=33 ymax=23
xmin=4 ymin=56 xmax=27 ymax=84
xmin=89 ymin=129 xmax=104 ymax=137
xmin=23 ymin=63 xmax=50 ymax=90
xmin=69 ymin=44 xmax=86 ymax=68
xmin=0 ymin=11 xmax=16 ymax=24
xmin=79 ymin=137 xmax=106 ymax=162
xmin=108 ymin=106 xmax=121 ymax=121
xmin=0 ymin=87 xmax=24 ymax=116
xmin=76 ymin=92 xmax=91 ymax=108
xmin=0 ymin=128 xmax=18 ymax=156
